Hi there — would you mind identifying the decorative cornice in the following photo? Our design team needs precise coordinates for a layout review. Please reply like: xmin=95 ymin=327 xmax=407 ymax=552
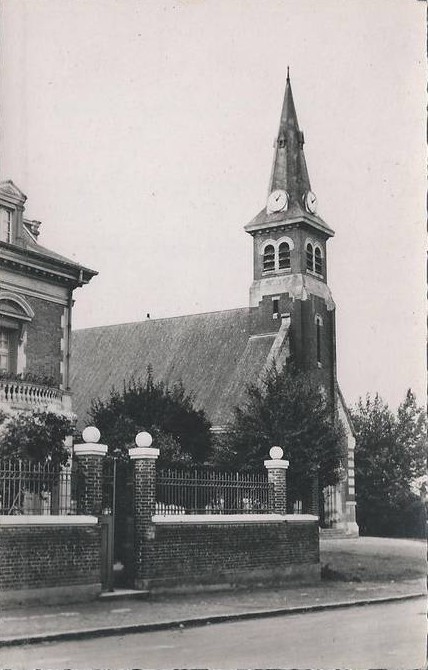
xmin=0 ymin=255 xmax=75 ymax=285
xmin=0 ymin=249 xmax=95 ymax=288
xmin=245 ymin=211 xmax=334 ymax=238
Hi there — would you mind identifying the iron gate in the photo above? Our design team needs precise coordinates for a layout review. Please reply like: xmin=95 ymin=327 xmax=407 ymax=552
xmin=101 ymin=458 xmax=134 ymax=590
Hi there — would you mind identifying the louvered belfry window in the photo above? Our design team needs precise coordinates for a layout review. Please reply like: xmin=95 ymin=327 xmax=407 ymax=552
xmin=278 ymin=242 xmax=290 ymax=269
xmin=306 ymin=243 xmax=314 ymax=271
xmin=315 ymin=247 xmax=323 ymax=275
xmin=263 ymin=244 xmax=275 ymax=272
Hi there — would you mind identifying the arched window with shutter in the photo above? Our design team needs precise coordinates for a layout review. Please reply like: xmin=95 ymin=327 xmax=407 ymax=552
xmin=263 ymin=244 xmax=275 ymax=272
xmin=278 ymin=241 xmax=290 ymax=270
xmin=314 ymin=247 xmax=323 ymax=275
xmin=306 ymin=243 xmax=313 ymax=271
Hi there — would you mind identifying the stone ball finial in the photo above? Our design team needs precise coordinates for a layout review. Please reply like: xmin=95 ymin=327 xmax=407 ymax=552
xmin=269 ymin=446 xmax=284 ymax=460
xmin=135 ymin=431 xmax=153 ymax=448
xmin=82 ymin=426 xmax=101 ymax=444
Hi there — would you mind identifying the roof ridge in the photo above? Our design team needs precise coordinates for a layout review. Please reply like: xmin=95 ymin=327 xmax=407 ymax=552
xmin=74 ymin=306 xmax=249 ymax=332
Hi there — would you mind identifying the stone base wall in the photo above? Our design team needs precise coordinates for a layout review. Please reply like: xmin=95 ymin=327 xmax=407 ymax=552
xmin=136 ymin=515 xmax=320 ymax=592
xmin=0 ymin=517 xmax=102 ymax=608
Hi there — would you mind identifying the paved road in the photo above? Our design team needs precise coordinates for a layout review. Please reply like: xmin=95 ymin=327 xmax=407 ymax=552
xmin=1 ymin=598 xmax=426 ymax=669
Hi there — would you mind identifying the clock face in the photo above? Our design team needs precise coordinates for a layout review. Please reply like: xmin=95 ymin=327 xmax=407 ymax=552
xmin=267 ymin=189 xmax=288 ymax=213
xmin=304 ymin=191 xmax=317 ymax=214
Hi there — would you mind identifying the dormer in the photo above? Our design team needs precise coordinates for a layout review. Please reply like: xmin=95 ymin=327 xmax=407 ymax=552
xmin=0 ymin=180 xmax=27 ymax=248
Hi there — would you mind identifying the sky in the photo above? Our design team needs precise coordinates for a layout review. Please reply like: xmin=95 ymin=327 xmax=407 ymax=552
xmin=0 ymin=0 xmax=425 ymax=410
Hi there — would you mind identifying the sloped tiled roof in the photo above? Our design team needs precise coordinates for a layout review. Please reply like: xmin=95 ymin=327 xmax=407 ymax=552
xmin=70 ymin=308 xmax=276 ymax=427
xmin=23 ymin=232 xmax=96 ymax=273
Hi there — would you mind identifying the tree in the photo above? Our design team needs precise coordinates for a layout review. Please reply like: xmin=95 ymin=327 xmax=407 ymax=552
xmin=213 ymin=364 xmax=346 ymax=507
xmin=0 ymin=408 xmax=73 ymax=465
xmin=351 ymin=390 xmax=427 ymax=537
xmin=89 ymin=367 xmax=212 ymax=466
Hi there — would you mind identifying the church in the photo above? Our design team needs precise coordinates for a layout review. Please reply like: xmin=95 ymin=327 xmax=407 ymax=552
xmin=71 ymin=74 xmax=358 ymax=535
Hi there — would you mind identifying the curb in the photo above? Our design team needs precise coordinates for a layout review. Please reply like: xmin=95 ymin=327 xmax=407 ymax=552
xmin=0 ymin=592 xmax=424 ymax=648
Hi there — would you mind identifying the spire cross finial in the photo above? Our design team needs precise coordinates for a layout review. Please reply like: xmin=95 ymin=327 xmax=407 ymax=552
xmin=287 ymin=66 xmax=290 ymax=81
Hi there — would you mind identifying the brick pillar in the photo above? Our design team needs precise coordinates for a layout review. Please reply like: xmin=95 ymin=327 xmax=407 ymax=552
xmin=74 ymin=432 xmax=108 ymax=515
xmin=129 ymin=445 xmax=160 ymax=590
xmin=264 ymin=450 xmax=289 ymax=515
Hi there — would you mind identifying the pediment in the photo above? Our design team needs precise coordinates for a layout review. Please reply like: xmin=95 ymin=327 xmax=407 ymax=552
xmin=0 ymin=180 xmax=27 ymax=203
xmin=0 ymin=299 xmax=25 ymax=318
xmin=0 ymin=292 xmax=34 ymax=320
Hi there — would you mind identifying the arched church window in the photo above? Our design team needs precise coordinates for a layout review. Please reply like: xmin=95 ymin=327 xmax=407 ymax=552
xmin=314 ymin=247 xmax=323 ymax=275
xmin=306 ymin=243 xmax=313 ymax=271
xmin=263 ymin=244 xmax=275 ymax=272
xmin=278 ymin=242 xmax=291 ymax=270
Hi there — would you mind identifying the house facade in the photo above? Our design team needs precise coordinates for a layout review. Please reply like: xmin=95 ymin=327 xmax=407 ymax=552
xmin=0 ymin=179 xmax=97 ymax=414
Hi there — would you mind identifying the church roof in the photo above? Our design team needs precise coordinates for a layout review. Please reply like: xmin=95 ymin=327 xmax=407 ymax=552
xmin=70 ymin=308 xmax=276 ymax=428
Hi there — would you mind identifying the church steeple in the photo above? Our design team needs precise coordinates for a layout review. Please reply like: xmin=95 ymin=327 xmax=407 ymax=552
xmin=268 ymin=71 xmax=312 ymax=208
xmin=245 ymin=74 xmax=337 ymax=351
xmin=241 ymin=76 xmax=356 ymax=535
xmin=245 ymin=73 xmax=334 ymax=237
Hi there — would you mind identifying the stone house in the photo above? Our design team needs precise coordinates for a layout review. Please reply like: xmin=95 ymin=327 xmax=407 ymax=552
xmin=0 ymin=179 xmax=96 ymax=414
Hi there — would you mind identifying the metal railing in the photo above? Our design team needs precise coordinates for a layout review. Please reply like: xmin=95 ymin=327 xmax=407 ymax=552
xmin=156 ymin=467 xmax=273 ymax=515
xmin=0 ymin=459 xmax=78 ymax=515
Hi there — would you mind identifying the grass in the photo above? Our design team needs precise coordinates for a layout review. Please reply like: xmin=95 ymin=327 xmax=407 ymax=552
xmin=320 ymin=536 xmax=427 ymax=583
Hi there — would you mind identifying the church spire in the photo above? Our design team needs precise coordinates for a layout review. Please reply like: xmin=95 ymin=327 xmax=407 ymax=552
xmin=268 ymin=71 xmax=311 ymax=208
xmin=245 ymin=74 xmax=334 ymax=238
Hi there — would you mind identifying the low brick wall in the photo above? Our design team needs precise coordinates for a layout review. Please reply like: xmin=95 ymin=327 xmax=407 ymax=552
xmin=138 ymin=514 xmax=320 ymax=591
xmin=0 ymin=516 xmax=102 ymax=608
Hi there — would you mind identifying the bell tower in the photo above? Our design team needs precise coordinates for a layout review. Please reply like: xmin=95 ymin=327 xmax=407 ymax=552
xmin=245 ymin=71 xmax=337 ymax=401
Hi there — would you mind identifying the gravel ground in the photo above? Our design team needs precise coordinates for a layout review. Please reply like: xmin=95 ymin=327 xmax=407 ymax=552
xmin=320 ymin=536 xmax=426 ymax=581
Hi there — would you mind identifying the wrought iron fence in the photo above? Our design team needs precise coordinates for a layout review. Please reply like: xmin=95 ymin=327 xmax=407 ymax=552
xmin=156 ymin=467 xmax=273 ymax=515
xmin=0 ymin=459 xmax=78 ymax=515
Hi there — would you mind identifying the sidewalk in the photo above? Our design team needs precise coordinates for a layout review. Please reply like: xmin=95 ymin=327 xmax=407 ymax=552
xmin=0 ymin=577 xmax=424 ymax=647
